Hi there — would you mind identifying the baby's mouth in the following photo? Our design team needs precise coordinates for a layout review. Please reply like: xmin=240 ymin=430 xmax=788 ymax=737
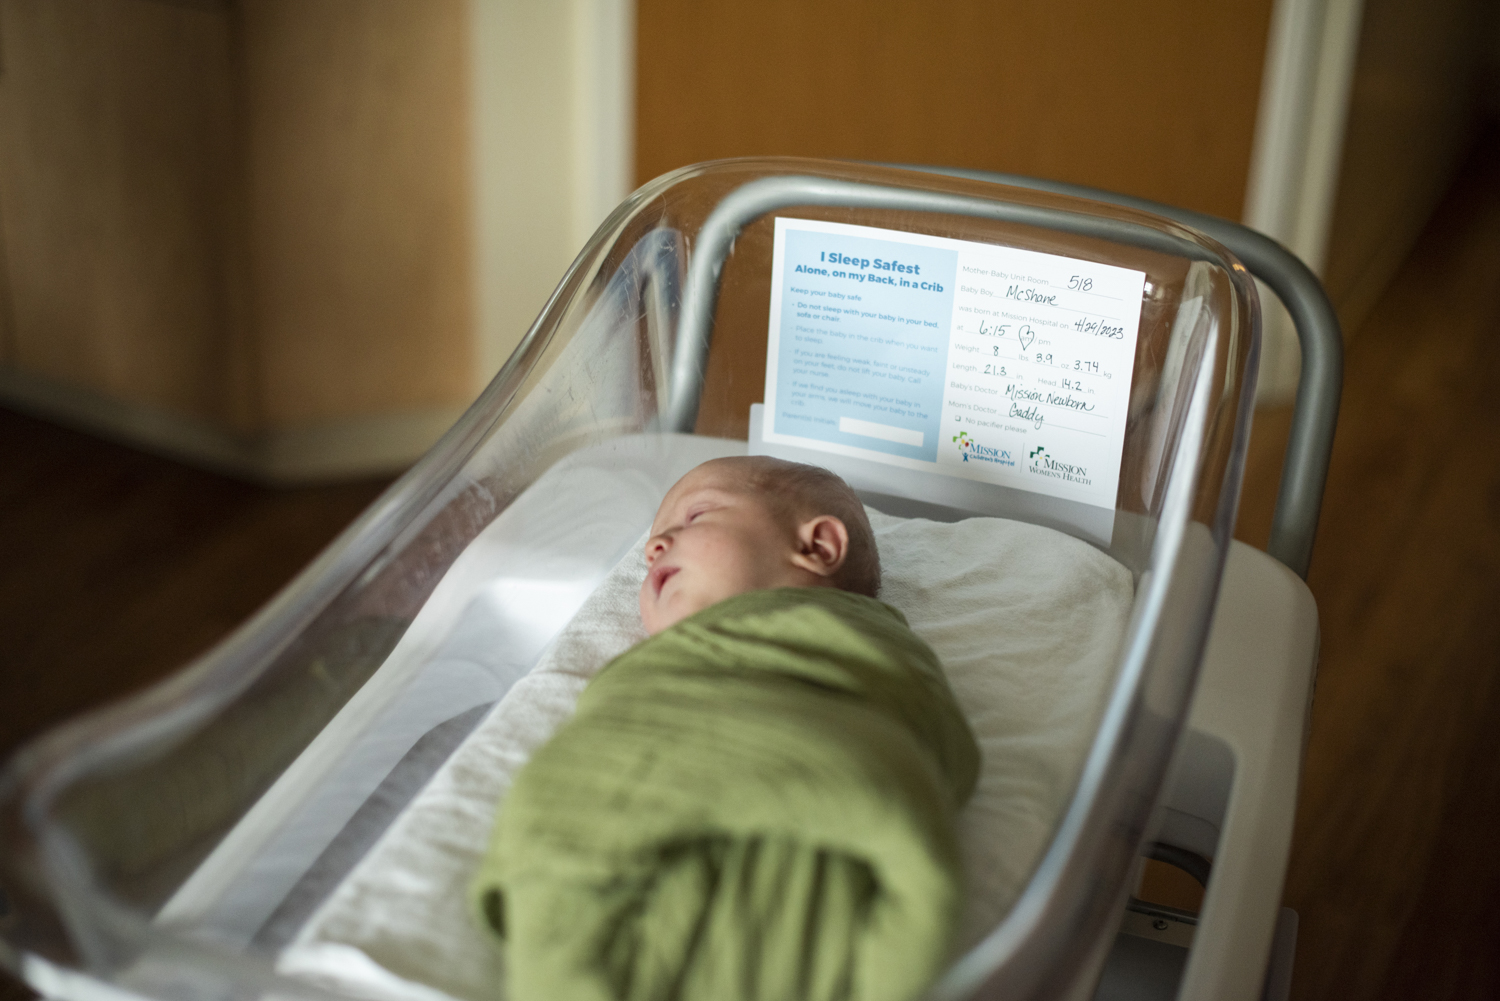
xmin=649 ymin=564 xmax=679 ymax=599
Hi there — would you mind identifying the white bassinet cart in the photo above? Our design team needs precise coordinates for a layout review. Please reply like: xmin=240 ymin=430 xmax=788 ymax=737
xmin=0 ymin=159 xmax=1341 ymax=1001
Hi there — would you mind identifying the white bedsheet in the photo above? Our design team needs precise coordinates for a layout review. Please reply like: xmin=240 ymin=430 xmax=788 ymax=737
xmin=277 ymin=457 xmax=1134 ymax=1001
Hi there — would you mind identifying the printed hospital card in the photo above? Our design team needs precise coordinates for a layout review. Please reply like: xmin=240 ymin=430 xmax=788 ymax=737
xmin=762 ymin=217 xmax=1146 ymax=511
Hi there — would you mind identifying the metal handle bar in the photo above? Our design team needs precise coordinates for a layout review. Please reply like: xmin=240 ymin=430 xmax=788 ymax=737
xmin=668 ymin=175 xmax=1217 ymax=433
xmin=669 ymin=169 xmax=1342 ymax=578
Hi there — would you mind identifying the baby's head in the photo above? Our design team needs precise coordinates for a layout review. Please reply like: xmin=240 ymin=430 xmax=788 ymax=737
xmin=639 ymin=456 xmax=879 ymax=634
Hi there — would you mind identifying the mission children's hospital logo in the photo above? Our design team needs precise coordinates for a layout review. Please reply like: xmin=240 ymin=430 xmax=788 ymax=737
xmin=952 ymin=431 xmax=1015 ymax=467
xmin=1028 ymin=445 xmax=1092 ymax=486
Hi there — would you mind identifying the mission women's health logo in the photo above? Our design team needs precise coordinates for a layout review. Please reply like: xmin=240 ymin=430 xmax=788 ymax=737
xmin=952 ymin=431 xmax=1016 ymax=467
xmin=1028 ymin=445 xmax=1092 ymax=486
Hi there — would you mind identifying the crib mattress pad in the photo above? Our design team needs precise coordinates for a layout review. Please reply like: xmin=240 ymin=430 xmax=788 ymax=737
xmin=199 ymin=435 xmax=1135 ymax=1001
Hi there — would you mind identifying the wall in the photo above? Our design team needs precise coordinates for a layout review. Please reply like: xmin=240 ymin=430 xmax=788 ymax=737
xmin=0 ymin=0 xmax=238 ymax=423
xmin=633 ymin=0 xmax=1317 ymax=404
xmin=1318 ymin=0 xmax=1496 ymax=336
xmin=636 ymin=0 xmax=1278 ymax=220
xmin=13 ymin=0 xmax=1479 ymax=480
xmin=0 ymin=0 xmax=635 ymax=479
xmin=0 ymin=0 xmax=478 ymax=480
xmin=471 ymin=0 xmax=634 ymax=387
xmin=237 ymin=0 xmax=475 ymax=431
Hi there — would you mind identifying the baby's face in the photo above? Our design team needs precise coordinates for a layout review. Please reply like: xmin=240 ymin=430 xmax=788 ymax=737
xmin=639 ymin=463 xmax=805 ymax=634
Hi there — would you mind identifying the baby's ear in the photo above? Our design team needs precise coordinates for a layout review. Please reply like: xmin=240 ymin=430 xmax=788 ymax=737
xmin=792 ymin=515 xmax=849 ymax=579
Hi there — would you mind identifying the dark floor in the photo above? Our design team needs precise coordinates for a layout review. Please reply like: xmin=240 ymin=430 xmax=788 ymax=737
xmin=0 ymin=416 xmax=393 ymax=765
xmin=1275 ymin=131 xmax=1500 ymax=1001
xmin=2 ymin=135 xmax=1498 ymax=1000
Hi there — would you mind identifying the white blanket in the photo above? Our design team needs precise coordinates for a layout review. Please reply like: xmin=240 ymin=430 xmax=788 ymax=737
xmin=278 ymin=502 xmax=1133 ymax=1001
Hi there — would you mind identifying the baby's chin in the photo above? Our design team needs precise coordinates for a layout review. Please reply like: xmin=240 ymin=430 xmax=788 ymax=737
xmin=640 ymin=582 xmax=730 ymax=635
xmin=639 ymin=592 xmax=686 ymax=636
xmin=641 ymin=599 xmax=702 ymax=636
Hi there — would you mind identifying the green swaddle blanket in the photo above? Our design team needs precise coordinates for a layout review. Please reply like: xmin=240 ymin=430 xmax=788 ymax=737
xmin=472 ymin=586 xmax=980 ymax=1001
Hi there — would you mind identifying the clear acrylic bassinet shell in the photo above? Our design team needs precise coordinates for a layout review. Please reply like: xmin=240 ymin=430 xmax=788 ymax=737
xmin=0 ymin=158 xmax=1261 ymax=1001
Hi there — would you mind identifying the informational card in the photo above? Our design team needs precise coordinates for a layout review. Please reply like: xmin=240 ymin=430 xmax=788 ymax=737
xmin=763 ymin=217 xmax=1146 ymax=510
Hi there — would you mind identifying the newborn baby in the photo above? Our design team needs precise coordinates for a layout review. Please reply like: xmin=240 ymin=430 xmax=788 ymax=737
xmin=638 ymin=456 xmax=882 ymax=634
xmin=473 ymin=457 xmax=978 ymax=1001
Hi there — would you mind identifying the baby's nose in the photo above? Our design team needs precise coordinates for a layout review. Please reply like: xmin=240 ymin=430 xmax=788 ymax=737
xmin=644 ymin=534 xmax=670 ymax=563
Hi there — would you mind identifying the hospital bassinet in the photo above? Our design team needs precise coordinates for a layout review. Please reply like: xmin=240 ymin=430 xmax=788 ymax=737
xmin=0 ymin=159 xmax=1341 ymax=1001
